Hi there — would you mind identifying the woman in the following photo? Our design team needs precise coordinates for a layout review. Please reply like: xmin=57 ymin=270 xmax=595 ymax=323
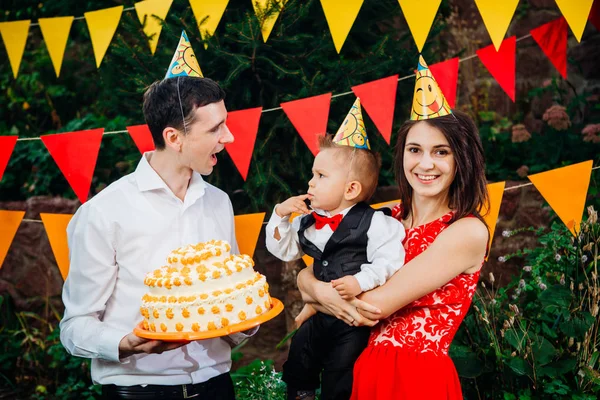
xmin=297 ymin=110 xmax=489 ymax=399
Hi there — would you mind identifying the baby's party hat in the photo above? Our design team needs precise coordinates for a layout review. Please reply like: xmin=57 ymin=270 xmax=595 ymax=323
xmin=333 ymin=98 xmax=370 ymax=149
xmin=410 ymin=55 xmax=452 ymax=120
xmin=165 ymin=31 xmax=203 ymax=79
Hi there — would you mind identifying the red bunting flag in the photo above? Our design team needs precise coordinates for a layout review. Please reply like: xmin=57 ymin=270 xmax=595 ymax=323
xmin=477 ymin=36 xmax=516 ymax=102
xmin=589 ymin=0 xmax=600 ymax=31
xmin=281 ymin=93 xmax=332 ymax=156
xmin=0 ymin=136 xmax=18 ymax=182
xmin=41 ymin=128 xmax=104 ymax=203
xmin=126 ymin=124 xmax=156 ymax=154
xmin=351 ymin=75 xmax=398 ymax=144
xmin=225 ymin=107 xmax=262 ymax=181
xmin=429 ymin=58 xmax=459 ymax=109
xmin=531 ymin=18 xmax=568 ymax=79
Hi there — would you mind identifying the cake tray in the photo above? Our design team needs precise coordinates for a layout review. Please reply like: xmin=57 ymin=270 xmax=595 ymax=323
xmin=133 ymin=298 xmax=284 ymax=342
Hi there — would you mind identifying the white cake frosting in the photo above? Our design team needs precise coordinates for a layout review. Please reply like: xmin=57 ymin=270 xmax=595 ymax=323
xmin=140 ymin=240 xmax=272 ymax=333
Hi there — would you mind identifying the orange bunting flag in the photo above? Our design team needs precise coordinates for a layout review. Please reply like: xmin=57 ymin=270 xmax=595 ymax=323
xmin=225 ymin=107 xmax=262 ymax=180
xmin=555 ymin=0 xmax=594 ymax=42
xmin=41 ymin=128 xmax=104 ymax=204
xmin=352 ymin=75 xmax=399 ymax=144
xmin=0 ymin=136 xmax=18 ymax=182
xmin=84 ymin=6 xmax=124 ymax=68
xmin=528 ymin=161 xmax=593 ymax=236
xmin=476 ymin=36 xmax=516 ymax=102
xmin=127 ymin=125 xmax=156 ymax=154
xmin=320 ymin=0 xmax=365 ymax=53
xmin=252 ymin=0 xmax=287 ymax=42
xmin=398 ymin=0 xmax=442 ymax=52
xmin=481 ymin=181 xmax=505 ymax=258
xmin=189 ymin=0 xmax=229 ymax=49
xmin=0 ymin=210 xmax=25 ymax=269
xmin=134 ymin=0 xmax=173 ymax=55
xmin=474 ymin=0 xmax=519 ymax=51
xmin=281 ymin=93 xmax=332 ymax=156
xmin=0 ymin=20 xmax=30 ymax=79
xmin=234 ymin=212 xmax=266 ymax=258
xmin=38 ymin=16 xmax=74 ymax=77
xmin=40 ymin=213 xmax=73 ymax=280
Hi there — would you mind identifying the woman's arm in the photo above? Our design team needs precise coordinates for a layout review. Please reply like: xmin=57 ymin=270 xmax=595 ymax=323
xmin=358 ymin=217 xmax=488 ymax=319
xmin=297 ymin=265 xmax=381 ymax=326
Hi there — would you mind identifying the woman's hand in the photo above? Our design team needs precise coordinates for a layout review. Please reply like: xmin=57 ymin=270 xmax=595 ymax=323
xmin=315 ymin=282 xmax=381 ymax=327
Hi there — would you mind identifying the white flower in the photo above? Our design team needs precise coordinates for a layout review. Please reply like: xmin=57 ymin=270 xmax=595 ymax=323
xmin=502 ymin=230 xmax=511 ymax=237
xmin=518 ymin=279 xmax=526 ymax=289
xmin=582 ymin=255 xmax=588 ymax=263
xmin=555 ymin=254 xmax=561 ymax=261
xmin=498 ymin=256 xmax=506 ymax=263
xmin=523 ymin=266 xmax=532 ymax=272
xmin=539 ymin=283 xmax=547 ymax=290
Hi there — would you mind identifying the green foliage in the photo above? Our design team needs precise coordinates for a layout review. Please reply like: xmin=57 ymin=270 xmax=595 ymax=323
xmin=232 ymin=359 xmax=289 ymax=400
xmin=451 ymin=208 xmax=600 ymax=399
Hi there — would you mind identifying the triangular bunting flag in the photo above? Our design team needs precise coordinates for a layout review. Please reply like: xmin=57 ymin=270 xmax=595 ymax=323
xmin=234 ymin=212 xmax=266 ymax=258
xmin=590 ymin=0 xmax=600 ymax=31
xmin=253 ymin=0 xmax=286 ymax=42
xmin=40 ymin=213 xmax=73 ymax=280
xmin=134 ymin=0 xmax=173 ymax=55
xmin=84 ymin=6 xmax=123 ymax=68
xmin=281 ymin=93 xmax=332 ymax=156
xmin=429 ymin=58 xmax=459 ymax=109
xmin=126 ymin=125 xmax=156 ymax=154
xmin=0 ymin=136 xmax=18 ymax=182
xmin=528 ymin=160 xmax=593 ymax=236
xmin=189 ymin=0 xmax=229 ymax=49
xmin=0 ymin=210 xmax=25 ymax=269
xmin=41 ymin=128 xmax=104 ymax=204
xmin=38 ymin=16 xmax=74 ymax=77
xmin=481 ymin=181 xmax=505 ymax=258
xmin=320 ymin=0 xmax=365 ymax=53
xmin=225 ymin=107 xmax=262 ymax=180
xmin=476 ymin=36 xmax=516 ymax=102
xmin=0 ymin=20 xmax=30 ymax=79
xmin=531 ymin=18 xmax=568 ymax=79
xmin=474 ymin=0 xmax=519 ymax=51
xmin=352 ymin=75 xmax=398 ymax=144
xmin=398 ymin=0 xmax=442 ymax=52
xmin=555 ymin=0 xmax=594 ymax=42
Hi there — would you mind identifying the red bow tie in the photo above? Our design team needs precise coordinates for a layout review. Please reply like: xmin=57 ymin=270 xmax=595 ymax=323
xmin=312 ymin=212 xmax=343 ymax=231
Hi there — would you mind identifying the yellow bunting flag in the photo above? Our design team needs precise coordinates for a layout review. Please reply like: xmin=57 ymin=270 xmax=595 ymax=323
xmin=528 ymin=160 xmax=593 ymax=236
xmin=320 ymin=0 xmax=365 ymax=53
xmin=555 ymin=0 xmax=594 ymax=42
xmin=0 ymin=211 xmax=25 ymax=269
xmin=474 ymin=0 xmax=519 ymax=51
xmin=84 ymin=6 xmax=123 ymax=68
xmin=252 ymin=0 xmax=287 ymax=42
xmin=234 ymin=212 xmax=265 ymax=259
xmin=398 ymin=0 xmax=442 ymax=52
xmin=0 ymin=20 xmax=30 ymax=79
xmin=481 ymin=181 xmax=505 ymax=258
xmin=40 ymin=213 xmax=73 ymax=280
xmin=38 ymin=16 xmax=74 ymax=77
xmin=189 ymin=0 xmax=229 ymax=49
xmin=134 ymin=0 xmax=173 ymax=55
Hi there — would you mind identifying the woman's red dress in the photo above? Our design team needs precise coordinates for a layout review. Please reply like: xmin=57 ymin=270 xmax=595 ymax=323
xmin=351 ymin=206 xmax=481 ymax=399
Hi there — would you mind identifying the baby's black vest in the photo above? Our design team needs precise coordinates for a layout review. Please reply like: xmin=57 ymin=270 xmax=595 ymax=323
xmin=298 ymin=202 xmax=376 ymax=282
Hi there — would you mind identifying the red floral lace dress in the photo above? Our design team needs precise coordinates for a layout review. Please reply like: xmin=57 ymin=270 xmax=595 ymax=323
xmin=351 ymin=206 xmax=481 ymax=399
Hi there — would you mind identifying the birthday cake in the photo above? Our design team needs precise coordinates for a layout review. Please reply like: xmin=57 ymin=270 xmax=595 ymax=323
xmin=140 ymin=240 xmax=272 ymax=333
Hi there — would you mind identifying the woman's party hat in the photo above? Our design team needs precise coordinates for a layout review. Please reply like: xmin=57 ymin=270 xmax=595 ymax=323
xmin=333 ymin=98 xmax=370 ymax=149
xmin=164 ymin=31 xmax=203 ymax=79
xmin=410 ymin=55 xmax=452 ymax=120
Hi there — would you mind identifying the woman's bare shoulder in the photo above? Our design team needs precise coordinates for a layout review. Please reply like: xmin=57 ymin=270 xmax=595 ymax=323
xmin=436 ymin=216 xmax=488 ymax=254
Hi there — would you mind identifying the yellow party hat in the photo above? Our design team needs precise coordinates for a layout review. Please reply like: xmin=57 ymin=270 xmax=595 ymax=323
xmin=410 ymin=55 xmax=452 ymax=120
xmin=333 ymin=98 xmax=370 ymax=149
xmin=165 ymin=31 xmax=203 ymax=79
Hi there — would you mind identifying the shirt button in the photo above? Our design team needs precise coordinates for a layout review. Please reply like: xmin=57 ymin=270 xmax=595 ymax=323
xmin=322 ymin=261 xmax=329 ymax=266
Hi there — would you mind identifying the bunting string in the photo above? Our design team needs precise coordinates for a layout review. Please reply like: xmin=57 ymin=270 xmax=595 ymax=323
xmin=27 ymin=7 xmax=136 ymax=27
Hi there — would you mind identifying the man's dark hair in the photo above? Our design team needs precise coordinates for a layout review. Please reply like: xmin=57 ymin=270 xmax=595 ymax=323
xmin=142 ymin=77 xmax=226 ymax=149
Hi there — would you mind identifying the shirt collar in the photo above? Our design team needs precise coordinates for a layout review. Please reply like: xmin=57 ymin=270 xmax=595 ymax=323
xmin=134 ymin=152 xmax=207 ymax=200
xmin=312 ymin=204 xmax=356 ymax=218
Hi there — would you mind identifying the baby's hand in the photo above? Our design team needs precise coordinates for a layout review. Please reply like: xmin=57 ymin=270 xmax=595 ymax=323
xmin=331 ymin=276 xmax=362 ymax=300
xmin=294 ymin=304 xmax=317 ymax=329
xmin=275 ymin=194 xmax=312 ymax=218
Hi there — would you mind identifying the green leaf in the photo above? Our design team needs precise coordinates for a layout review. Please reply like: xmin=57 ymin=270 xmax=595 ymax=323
xmin=505 ymin=329 xmax=527 ymax=351
xmin=539 ymin=285 xmax=572 ymax=310
xmin=560 ymin=313 xmax=595 ymax=339
xmin=507 ymin=357 xmax=531 ymax=376
xmin=531 ymin=335 xmax=557 ymax=366
xmin=449 ymin=344 xmax=485 ymax=378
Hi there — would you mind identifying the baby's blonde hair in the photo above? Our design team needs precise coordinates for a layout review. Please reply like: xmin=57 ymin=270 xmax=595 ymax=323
xmin=317 ymin=135 xmax=381 ymax=202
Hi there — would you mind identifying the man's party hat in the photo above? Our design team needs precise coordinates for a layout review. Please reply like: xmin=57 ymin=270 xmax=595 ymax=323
xmin=332 ymin=98 xmax=370 ymax=149
xmin=165 ymin=31 xmax=203 ymax=79
xmin=410 ymin=55 xmax=452 ymax=120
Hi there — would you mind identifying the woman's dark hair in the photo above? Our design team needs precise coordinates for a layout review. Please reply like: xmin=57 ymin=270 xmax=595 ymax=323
xmin=393 ymin=110 xmax=489 ymax=225
xmin=142 ymin=77 xmax=226 ymax=149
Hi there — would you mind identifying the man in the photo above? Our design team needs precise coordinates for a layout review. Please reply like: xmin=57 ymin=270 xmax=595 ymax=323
xmin=60 ymin=73 xmax=252 ymax=399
